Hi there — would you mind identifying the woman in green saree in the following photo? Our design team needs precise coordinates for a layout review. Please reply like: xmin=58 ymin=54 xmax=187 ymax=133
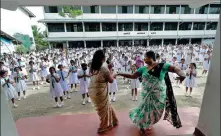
xmin=117 ymin=51 xmax=185 ymax=135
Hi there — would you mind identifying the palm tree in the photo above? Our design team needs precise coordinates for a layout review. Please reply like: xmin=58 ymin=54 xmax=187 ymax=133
xmin=32 ymin=25 xmax=48 ymax=51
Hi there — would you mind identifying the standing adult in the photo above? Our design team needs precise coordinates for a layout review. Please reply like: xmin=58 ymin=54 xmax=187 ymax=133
xmin=117 ymin=51 xmax=185 ymax=135
xmin=88 ymin=50 xmax=118 ymax=133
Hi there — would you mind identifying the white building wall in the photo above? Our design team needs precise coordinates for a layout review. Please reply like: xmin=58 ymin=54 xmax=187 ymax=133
xmin=1 ymin=8 xmax=36 ymax=49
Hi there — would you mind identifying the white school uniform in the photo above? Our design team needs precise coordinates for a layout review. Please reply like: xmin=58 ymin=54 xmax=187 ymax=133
xmin=1 ymin=77 xmax=17 ymax=100
xmin=179 ymin=63 xmax=188 ymax=71
xmin=131 ymin=78 xmax=140 ymax=89
xmin=203 ymin=54 xmax=210 ymax=71
xmin=57 ymin=70 xmax=69 ymax=92
xmin=108 ymin=79 xmax=118 ymax=93
xmin=199 ymin=49 xmax=206 ymax=62
xmin=184 ymin=69 xmax=197 ymax=88
xmin=77 ymin=69 xmax=89 ymax=94
xmin=40 ymin=62 xmax=49 ymax=78
xmin=69 ymin=66 xmax=78 ymax=84
xmin=176 ymin=50 xmax=182 ymax=62
xmin=46 ymin=73 xmax=64 ymax=98
xmin=29 ymin=65 xmax=40 ymax=82
xmin=14 ymin=73 xmax=27 ymax=92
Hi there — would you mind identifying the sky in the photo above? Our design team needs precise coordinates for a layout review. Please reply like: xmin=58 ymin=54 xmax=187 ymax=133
xmin=1 ymin=6 xmax=46 ymax=37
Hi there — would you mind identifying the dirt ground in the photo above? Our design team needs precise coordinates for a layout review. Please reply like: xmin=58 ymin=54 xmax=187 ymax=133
xmin=10 ymin=68 xmax=207 ymax=121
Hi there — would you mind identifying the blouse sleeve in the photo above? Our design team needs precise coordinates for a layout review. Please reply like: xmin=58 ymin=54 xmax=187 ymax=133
xmin=162 ymin=63 xmax=171 ymax=72
xmin=136 ymin=66 xmax=145 ymax=76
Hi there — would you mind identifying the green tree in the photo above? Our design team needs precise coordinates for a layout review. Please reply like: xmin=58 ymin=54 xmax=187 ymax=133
xmin=58 ymin=6 xmax=82 ymax=18
xmin=15 ymin=45 xmax=27 ymax=54
xmin=32 ymin=25 xmax=48 ymax=51
xmin=13 ymin=33 xmax=32 ymax=50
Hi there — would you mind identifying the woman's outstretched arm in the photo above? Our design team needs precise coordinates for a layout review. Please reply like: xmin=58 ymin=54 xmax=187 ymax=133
xmin=117 ymin=72 xmax=139 ymax=79
xmin=168 ymin=66 xmax=186 ymax=81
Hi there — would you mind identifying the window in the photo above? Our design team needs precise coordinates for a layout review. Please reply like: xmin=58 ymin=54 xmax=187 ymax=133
xmin=134 ymin=23 xmax=148 ymax=31
xmin=166 ymin=5 xmax=180 ymax=14
xmin=179 ymin=22 xmax=192 ymax=30
xmin=193 ymin=22 xmax=205 ymax=30
xmin=150 ymin=23 xmax=163 ymax=31
xmin=118 ymin=6 xmax=133 ymax=14
xmin=86 ymin=41 xmax=101 ymax=48
xmin=150 ymin=5 xmax=165 ymax=14
xmin=195 ymin=5 xmax=209 ymax=14
xmin=177 ymin=39 xmax=189 ymax=44
xmin=209 ymin=4 xmax=220 ymax=14
xmin=84 ymin=23 xmax=100 ymax=32
xmin=66 ymin=23 xmax=83 ymax=32
xmin=118 ymin=23 xmax=133 ymax=31
xmin=119 ymin=40 xmax=133 ymax=46
xmin=135 ymin=6 xmax=149 ymax=14
xmin=165 ymin=22 xmax=178 ymax=30
xmin=101 ymin=6 xmax=116 ymax=13
xmin=206 ymin=22 xmax=218 ymax=30
xmin=103 ymin=40 xmax=117 ymax=47
xmin=164 ymin=39 xmax=176 ymax=45
xmin=102 ymin=23 xmax=116 ymax=31
xmin=68 ymin=41 xmax=84 ymax=48
xmin=134 ymin=40 xmax=147 ymax=46
xmin=149 ymin=39 xmax=162 ymax=46
xmin=44 ymin=6 xmax=58 ymax=13
xmin=47 ymin=23 xmax=65 ymax=32
xmin=191 ymin=38 xmax=202 ymax=44
xmin=180 ymin=5 xmax=194 ymax=14
xmin=83 ymin=6 xmax=99 ymax=13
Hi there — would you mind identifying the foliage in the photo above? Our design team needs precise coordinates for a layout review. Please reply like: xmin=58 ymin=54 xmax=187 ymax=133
xmin=58 ymin=6 xmax=83 ymax=18
xmin=16 ymin=45 xmax=27 ymax=54
xmin=13 ymin=33 xmax=32 ymax=50
xmin=31 ymin=25 xmax=49 ymax=51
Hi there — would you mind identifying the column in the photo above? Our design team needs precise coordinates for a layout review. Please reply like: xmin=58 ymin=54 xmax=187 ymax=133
xmin=132 ymin=39 xmax=134 ymax=46
xmin=175 ymin=39 xmax=178 ymax=44
xmin=99 ymin=5 xmax=101 ymax=14
xmin=101 ymin=40 xmax=103 ymax=48
xmin=64 ymin=23 xmax=67 ymax=32
xmin=48 ymin=42 xmax=51 ymax=50
xmin=191 ymin=22 xmax=194 ymax=30
xmin=162 ymin=39 xmax=164 ymax=46
xmin=147 ymin=39 xmax=149 ymax=46
xmin=133 ymin=22 xmax=135 ymax=31
xmin=163 ymin=22 xmax=165 ymax=31
xmin=117 ymin=40 xmax=119 ymax=47
xmin=194 ymin=20 xmax=220 ymax=136
xmin=84 ymin=41 xmax=86 ymax=48
xmin=189 ymin=38 xmax=191 ymax=44
xmin=133 ymin=5 xmax=135 ymax=14
xmin=100 ymin=22 xmax=102 ymax=32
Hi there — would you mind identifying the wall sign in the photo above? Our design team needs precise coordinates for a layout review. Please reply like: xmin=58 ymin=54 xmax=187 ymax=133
xmin=150 ymin=32 xmax=156 ymax=34
xmin=123 ymin=32 xmax=130 ymax=35
xmin=137 ymin=32 xmax=145 ymax=34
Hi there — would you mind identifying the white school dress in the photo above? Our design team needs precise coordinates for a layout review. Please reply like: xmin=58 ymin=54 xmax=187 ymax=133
xmin=176 ymin=50 xmax=182 ymax=62
xmin=108 ymin=79 xmax=118 ymax=93
xmin=46 ymin=74 xmax=64 ymax=98
xmin=1 ymin=77 xmax=17 ymax=100
xmin=184 ymin=69 xmax=197 ymax=88
xmin=29 ymin=65 xmax=40 ymax=82
xmin=131 ymin=78 xmax=140 ymax=89
xmin=121 ymin=60 xmax=128 ymax=73
xmin=77 ymin=69 xmax=89 ymax=94
xmin=40 ymin=62 xmax=49 ymax=78
xmin=14 ymin=73 xmax=27 ymax=92
xmin=69 ymin=66 xmax=78 ymax=84
xmin=203 ymin=54 xmax=210 ymax=71
xmin=199 ymin=49 xmax=206 ymax=63
xmin=179 ymin=63 xmax=188 ymax=71
xmin=57 ymin=70 xmax=69 ymax=92
xmin=18 ymin=61 xmax=28 ymax=76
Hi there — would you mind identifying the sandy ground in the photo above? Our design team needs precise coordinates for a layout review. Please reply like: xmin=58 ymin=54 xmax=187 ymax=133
xmin=10 ymin=68 xmax=207 ymax=121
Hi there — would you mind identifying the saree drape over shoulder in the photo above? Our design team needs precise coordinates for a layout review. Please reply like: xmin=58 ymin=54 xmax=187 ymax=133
xmin=129 ymin=63 xmax=182 ymax=130
xmin=88 ymin=66 xmax=118 ymax=133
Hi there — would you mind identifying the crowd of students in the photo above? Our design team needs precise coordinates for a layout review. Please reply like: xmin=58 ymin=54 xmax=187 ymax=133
xmin=0 ymin=44 xmax=212 ymax=108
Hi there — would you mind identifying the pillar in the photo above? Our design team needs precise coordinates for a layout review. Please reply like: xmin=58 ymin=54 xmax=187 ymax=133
xmin=132 ymin=39 xmax=134 ymax=46
xmin=162 ymin=39 xmax=164 ymax=46
xmin=147 ymin=39 xmax=149 ymax=46
xmin=84 ymin=41 xmax=86 ymax=48
xmin=175 ymin=39 xmax=178 ymax=44
xmin=64 ymin=23 xmax=67 ymax=32
xmin=1 ymin=89 xmax=19 ymax=136
xmin=100 ymin=22 xmax=102 ymax=32
xmin=117 ymin=40 xmax=119 ymax=47
xmin=189 ymin=38 xmax=191 ymax=44
xmin=101 ymin=40 xmax=103 ymax=48
xmin=163 ymin=22 xmax=165 ymax=31
xmin=191 ymin=22 xmax=194 ymax=30
xmin=195 ymin=19 xmax=220 ymax=136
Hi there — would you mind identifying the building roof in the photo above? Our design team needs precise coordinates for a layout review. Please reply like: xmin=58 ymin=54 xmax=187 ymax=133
xmin=19 ymin=6 xmax=36 ymax=18
xmin=0 ymin=30 xmax=22 ymax=45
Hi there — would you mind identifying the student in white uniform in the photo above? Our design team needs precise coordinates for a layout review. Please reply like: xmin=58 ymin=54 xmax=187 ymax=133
xmin=184 ymin=63 xmax=197 ymax=97
xmin=77 ymin=63 xmax=91 ymax=105
xmin=108 ymin=63 xmax=118 ymax=102
xmin=177 ymin=59 xmax=188 ymax=86
xmin=29 ymin=61 xmax=40 ymax=90
xmin=67 ymin=60 xmax=78 ymax=92
xmin=202 ymin=50 xmax=211 ymax=76
xmin=0 ymin=70 xmax=18 ymax=108
xmin=46 ymin=67 xmax=64 ymax=108
xmin=40 ymin=58 xmax=49 ymax=84
xmin=57 ymin=64 xmax=70 ymax=99
xmin=14 ymin=67 xmax=27 ymax=100
xmin=130 ymin=64 xmax=139 ymax=101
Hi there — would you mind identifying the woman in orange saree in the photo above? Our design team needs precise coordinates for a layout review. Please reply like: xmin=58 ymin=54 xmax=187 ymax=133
xmin=88 ymin=50 xmax=118 ymax=133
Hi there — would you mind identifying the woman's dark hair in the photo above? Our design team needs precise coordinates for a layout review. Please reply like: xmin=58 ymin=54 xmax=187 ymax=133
xmin=14 ymin=67 xmax=22 ymax=71
xmin=90 ymin=50 xmax=105 ymax=73
xmin=156 ymin=54 xmax=160 ymax=59
xmin=145 ymin=50 xmax=156 ymax=61
xmin=81 ymin=63 xmax=87 ymax=68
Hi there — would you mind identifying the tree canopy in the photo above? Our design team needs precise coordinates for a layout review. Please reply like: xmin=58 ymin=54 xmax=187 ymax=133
xmin=32 ymin=25 xmax=49 ymax=51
